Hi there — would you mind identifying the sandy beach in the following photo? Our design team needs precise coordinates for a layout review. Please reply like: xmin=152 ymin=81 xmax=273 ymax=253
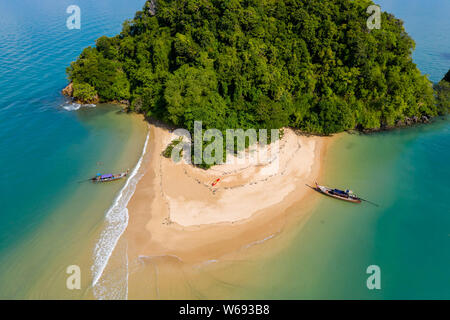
xmin=123 ymin=122 xmax=331 ymax=273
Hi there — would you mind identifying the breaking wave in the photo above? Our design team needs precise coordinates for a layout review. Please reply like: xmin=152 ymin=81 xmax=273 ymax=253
xmin=91 ymin=130 xmax=149 ymax=299
xmin=61 ymin=102 xmax=96 ymax=111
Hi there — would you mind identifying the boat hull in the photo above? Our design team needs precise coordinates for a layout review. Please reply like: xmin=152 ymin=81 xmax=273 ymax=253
xmin=91 ymin=171 xmax=128 ymax=183
xmin=92 ymin=176 xmax=125 ymax=183
xmin=315 ymin=183 xmax=362 ymax=203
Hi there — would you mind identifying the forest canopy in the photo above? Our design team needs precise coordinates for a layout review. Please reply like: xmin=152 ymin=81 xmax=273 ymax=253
xmin=67 ymin=0 xmax=445 ymax=135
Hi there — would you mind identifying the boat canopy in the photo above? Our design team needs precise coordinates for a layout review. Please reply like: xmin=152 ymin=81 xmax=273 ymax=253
xmin=101 ymin=174 xmax=113 ymax=179
xmin=333 ymin=189 xmax=348 ymax=195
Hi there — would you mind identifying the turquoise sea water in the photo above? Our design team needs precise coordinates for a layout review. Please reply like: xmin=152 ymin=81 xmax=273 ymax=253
xmin=233 ymin=117 xmax=449 ymax=299
xmin=0 ymin=0 xmax=147 ymax=298
xmin=0 ymin=0 xmax=448 ymax=299
xmin=229 ymin=0 xmax=450 ymax=299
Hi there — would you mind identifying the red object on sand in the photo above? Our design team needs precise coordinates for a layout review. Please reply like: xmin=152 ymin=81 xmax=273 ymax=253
xmin=212 ymin=178 xmax=220 ymax=186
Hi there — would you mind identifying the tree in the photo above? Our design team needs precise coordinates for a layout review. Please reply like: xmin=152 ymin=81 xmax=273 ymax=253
xmin=72 ymin=82 xmax=98 ymax=103
xmin=66 ymin=0 xmax=443 ymax=135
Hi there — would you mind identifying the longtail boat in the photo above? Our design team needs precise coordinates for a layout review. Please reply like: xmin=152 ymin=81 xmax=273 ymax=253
xmin=91 ymin=169 xmax=129 ymax=183
xmin=314 ymin=182 xmax=362 ymax=203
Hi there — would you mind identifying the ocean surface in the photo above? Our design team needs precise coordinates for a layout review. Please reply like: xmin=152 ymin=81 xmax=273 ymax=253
xmin=376 ymin=0 xmax=450 ymax=83
xmin=0 ymin=0 xmax=448 ymax=299
xmin=228 ymin=0 xmax=450 ymax=299
xmin=0 ymin=0 xmax=148 ymax=299
xmin=228 ymin=116 xmax=449 ymax=299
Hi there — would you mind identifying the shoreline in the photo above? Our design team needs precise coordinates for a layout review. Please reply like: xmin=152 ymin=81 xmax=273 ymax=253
xmin=91 ymin=129 xmax=150 ymax=290
xmin=0 ymin=108 xmax=149 ymax=299
xmin=120 ymin=120 xmax=334 ymax=297
xmin=61 ymin=84 xmax=442 ymax=134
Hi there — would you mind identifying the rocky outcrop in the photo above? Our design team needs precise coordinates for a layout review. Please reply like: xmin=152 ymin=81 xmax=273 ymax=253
xmin=402 ymin=115 xmax=429 ymax=126
xmin=85 ymin=94 xmax=100 ymax=104
xmin=61 ymin=82 xmax=100 ymax=104
xmin=62 ymin=82 xmax=73 ymax=97
xmin=362 ymin=114 xmax=433 ymax=134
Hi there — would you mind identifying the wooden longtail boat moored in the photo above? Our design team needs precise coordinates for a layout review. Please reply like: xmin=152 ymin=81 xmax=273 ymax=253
xmin=91 ymin=169 xmax=129 ymax=183
xmin=314 ymin=182 xmax=362 ymax=203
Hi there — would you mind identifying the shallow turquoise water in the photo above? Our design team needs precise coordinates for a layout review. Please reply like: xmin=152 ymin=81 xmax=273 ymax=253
xmin=204 ymin=117 xmax=449 ymax=300
xmin=0 ymin=0 xmax=146 ymax=251
xmin=212 ymin=1 xmax=450 ymax=299
xmin=0 ymin=0 xmax=147 ymax=298
xmin=0 ymin=0 xmax=448 ymax=299
xmin=259 ymin=118 xmax=450 ymax=299
xmin=233 ymin=0 xmax=450 ymax=298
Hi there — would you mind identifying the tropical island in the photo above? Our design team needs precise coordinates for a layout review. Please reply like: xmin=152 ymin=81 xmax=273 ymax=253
xmin=60 ymin=0 xmax=450 ymax=299
xmin=64 ymin=0 xmax=448 ymax=137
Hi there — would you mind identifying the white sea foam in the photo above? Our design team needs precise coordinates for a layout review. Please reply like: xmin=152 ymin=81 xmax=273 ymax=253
xmin=91 ymin=131 xmax=150 ymax=298
xmin=62 ymin=102 xmax=96 ymax=111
